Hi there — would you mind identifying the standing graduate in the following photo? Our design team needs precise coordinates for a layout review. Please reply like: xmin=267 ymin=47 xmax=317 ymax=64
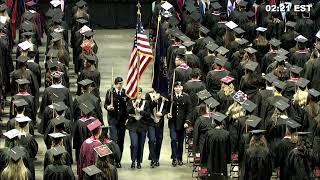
xmin=183 ymin=41 xmax=200 ymax=69
xmin=43 ymin=147 xmax=75 ymax=180
xmin=241 ymin=130 xmax=272 ymax=180
xmin=94 ymin=144 xmax=119 ymax=180
xmin=274 ymin=118 xmax=300 ymax=180
xmin=167 ymin=82 xmax=192 ymax=166
xmin=1 ymin=147 xmax=33 ymax=180
xmin=78 ymin=119 xmax=102 ymax=180
xmin=253 ymin=27 xmax=269 ymax=63
xmin=145 ymin=91 xmax=168 ymax=168
xmin=202 ymin=42 xmax=219 ymax=79
xmin=289 ymin=35 xmax=311 ymax=69
xmin=261 ymin=38 xmax=281 ymax=73
xmin=104 ymin=77 xmax=128 ymax=168
xmin=281 ymin=21 xmax=298 ymax=51
xmin=44 ymin=134 xmax=72 ymax=169
xmin=216 ymin=76 xmax=235 ymax=114
xmin=82 ymin=165 xmax=102 ymax=180
xmin=73 ymin=101 xmax=98 ymax=162
xmin=285 ymin=132 xmax=314 ymax=180
xmin=173 ymin=48 xmax=192 ymax=85
xmin=201 ymin=111 xmax=230 ymax=177
xmin=99 ymin=126 xmax=121 ymax=166
xmin=183 ymin=68 xmax=206 ymax=108
xmin=126 ymin=87 xmax=150 ymax=169
xmin=304 ymin=48 xmax=320 ymax=91
xmin=283 ymin=65 xmax=302 ymax=99
xmin=206 ymin=56 xmax=230 ymax=94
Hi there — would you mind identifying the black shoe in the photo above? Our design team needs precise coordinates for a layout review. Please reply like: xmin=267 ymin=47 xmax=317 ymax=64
xmin=116 ymin=163 xmax=122 ymax=168
xmin=131 ymin=162 xmax=136 ymax=169
xmin=155 ymin=161 xmax=160 ymax=167
xmin=151 ymin=161 xmax=155 ymax=168
xmin=172 ymin=160 xmax=178 ymax=167
xmin=178 ymin=160 xmax=184 ymax=166
xmin=137 ymin=163 xmax=141 ymax=169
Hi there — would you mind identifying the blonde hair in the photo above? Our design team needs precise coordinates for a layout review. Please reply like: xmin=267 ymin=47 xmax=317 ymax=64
xmin=48 ymin=139 xmax=66 ymax=165
xmin=75 ymin=8 xmax=89 ymax=19
xmin=271 ymin=108 xmax=287 ymax=123
xmin=226 ymin=102 xmax=246 ymax=119
xmin=249 ymin=135 xmax=268 ymax=148
xmin=255 ymin=35 xmax=268 ymax=46
xmin=293 ymin=89 xmax=308 ymax=107
xmin=222 ymin=83 xmax=235 ymax=96
xmin=15 ymin=122 xmax=30 ymax=136
xmin=2 ymin=158 xmax=28 ymax=180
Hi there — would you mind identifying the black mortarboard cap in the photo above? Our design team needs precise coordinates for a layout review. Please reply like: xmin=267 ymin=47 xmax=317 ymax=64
xmin=272 ymin=79 xmax=286 ymax=90
xmin=295 ymin=35 xmax=308 ymax=43
xmin=204 ymin=97 xmax=220 ymax=109
xmin=215 ymin=46 xmax=229 ymax=55
xmin=83 ymin=165 xmax=102 ymax=177
xmin=52 ymin=15 xmax=63 ymax=24
xmin=53 ymin=102 xmax=68 ymax=112
xmin=308 ymin=88 xmax=320 ymax=98
xmin=199 ymin=25 xmax=210 ymax=34
xmin=168 ymin=17 xmax=179 ymax=26
xmin=52 ymin=147 xmax=65 ymax=156
xmin=269 ymin=38 xmax=281 ymax=47
xmin=286 ymin=21 xmax=296 ymax=28
xmin=212 ymin=2 xmax=222 ymax=9
xmin=273 ymin=99 xmax=290 ymax=111
xmin=244 ymin=61 xmax=258 ymax=71
xmin=214 ymin=55 xmax=227 ymax=66
xmin=13 ymin=99 xmax=28 ymax=107
xmin=183 ymin=41 xmax=195 ymax=47
xmin=289 ymin=65 xmax=303 ymax=74
xmin=21 ymin=31 xmax=34 ymax=36
xmin=274 ymin=55 xmax=287 ymax=62
xmin=23 ymin=11 xmax=33 ymax=20
xmin=16 ymin=56 xmax=28 ymax=63
xmin=263 ymin=73 xmax=277 ymax=83
xmin=76 ymin=0 xmax=87 ymax=7
xmin=286 ymin=119 xmax=301 ymax=129
xmin=79 ymin=101 xmax=95 ymax=115
xmin=296 ymin=78 xmax=310 ymax=88
xmin=45 ymin=9 xmax=54 ymax=17
xmin=76 ymin=18 xmax=88 ymax=24
xmin=237 ymin=38 xmax=249 ymax=45
xmin=190 ymin=12 xmax=201 ymax=21
xmin=244 ymin=47 xmax=257 ymax=54
xmin=237 ymin=0 xmax=248 ymax=7
xmin=206 ymin=43 xmax=219 ymax=51
xmin=196 ymin=89 xmax=212 ymax=101
xmin=245 ymin=115 xmax=262 ymax=128
xmin=250 ymin=129 xmax=266 ymax=134
xmin=84 ymin=54 xmax=97 ymax=62
xmin=94 ymin=144 xmax=113 ymax=157
xmin=47 ymin=59 xmax=59 ymax=69
xmin=232 ymin=90 xmax=247 ymax=104
xmin=51 ymin=117 xmax=65 ymax=126
xmin=277 ymin=48 xmax=289 ymax=56
xmin=297 ymin=132 xmax=311 ymax=136
xmin=49 ymin=132 xmax=66 ymax=139
xmin=233 ymin=27 xmax=245 ymax=34
xmin=241 ymin=100 xmax=257 ymax=112
xmin=15 ymin=79 xmax=30 ymax=85
xmin=78 ymin=79 xmax=94 ymax=86
xmin=185 ymin=4 xmax=197 ymax=13
xmin=203 ymin=36 xmax=215 ymax=45
xmin=212 ymin=112 xmax=227 ymax=122
xmin=8 ymin=147 xmax=23 ymax=162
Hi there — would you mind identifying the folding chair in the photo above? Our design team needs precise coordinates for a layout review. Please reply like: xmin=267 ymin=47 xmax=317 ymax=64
xmin=230 ymin=152 xmax=239 ymax=178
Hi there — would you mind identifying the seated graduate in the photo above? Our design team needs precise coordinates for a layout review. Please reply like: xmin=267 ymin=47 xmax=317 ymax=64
xmin=201 ymin=111 xmax=230 ymax=177
xmin=94 ymin=144 xmax=118 ymax=180
xmin=99 ymin=126 xmax=121 ymax=167
xmin=241 ymin=130 xmax=272 ymax=180
xmin=77 ymin=119 xmax=102 ymax=180
xmin=44 ymin=132 xmax=72 ymax=170
xmin=1 ymin=146 xmax=33 ymax=180
xmin=43 ymin=147 xmax=75 ymax=180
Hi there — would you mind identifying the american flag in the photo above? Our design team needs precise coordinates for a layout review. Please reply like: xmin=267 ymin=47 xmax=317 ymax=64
xmin=125 ymin=12 xmax=153 ymax=99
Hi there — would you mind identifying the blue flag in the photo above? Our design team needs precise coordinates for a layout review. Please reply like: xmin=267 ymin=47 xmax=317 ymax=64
xmin=152 ymin=25 xmax=168 ymax=96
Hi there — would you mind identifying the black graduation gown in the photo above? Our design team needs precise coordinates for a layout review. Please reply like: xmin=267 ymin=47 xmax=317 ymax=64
xmin=174 ymin=64 xmax=192 ymax=85
xmin=285 ymin=147 xmax=314 ymax=180
xmin=241 ymin=146 xmax=272 ymax=180
xmin=230 ymin=11 xmax=248 ymax=29
xmin=203 ymin=55 xmax=215 ymax=78
xmin=206 ymin=69 xmax=230 ymax=94
xmin=183 ymin=80 xmax=206 ymax=108
xmin=43 ymin=164 xmax=75 ymax=180
xmin=101 ymin=138 xmax=121 ymax=166
xmin=281 ymin=30 xmax=299 ymax=51
xmin=225 ymin=116 xmax=246 ymax=153
xmin=304 ymin=58 xmax=320 ymax=91
xmin=266 ymin=118 xmax=287 ymax=155
xmin=216 ymin=91 xmax=234 ymax=114
xmin=261 ymin=51 xmax=278 ymax=73
xmin=10 ymin=68 xmax=39 ymax=98
xmin=252 ymin=40 xmax=269 ymax=64
xmin=26 ymin=60 xmax=41 ymax=89
xmin=18 ymin=135 xmax=38 ymax=159
xmin=261 ymin=95 xmax=289 ymax=123
xmin=201 ymin=128 xmax=231 ymax=176
xmin=168 ymin=92 xmax=192 ymax=130
xmin=283 ymin=79 xmax=298 ymax=99
xmin=72 ymin=116 xmax=95 ymax=161
xmin=10 ymin=93 xmax=36 ymax=122
xmin=0 ymin=33 xmax=13 ymax=95
xmin=39 ymin=106 xmax=72 ymax=134
xmin=77 ymin=68 xmax=101 ymax=98
xmin=193 ymin=37 xmax=206 ymax=56
xmin=73 ymin=93 xmax=103 ymax=122
xmin=238 ymin=133 xmax=250 ymax=168
xmin=289 ymin=50 xmax=311 ymax=69
xmin=239 ymin=76 xmax=263 ymax=108
xmin=166 ymin=44 xmax=180 ymax=78
xmin=44 ymin=131 xmax=73 ymax=163
xmin=43 ymin=149 xmax=72 ymax=170
xmin=243 ymin=21 xmax=256 ymax=43
xmin=256 ymin=88 xmax=274 ymax=129
xmin=295 ymin=18 xmax=315 ymax=45
xmin=39 ymin=84 xmax=73 ymax=119
xmin=126 ymin=99 xmax=150 ymax=132
xmin=274 ymin=138 xmax=297 ymax=179
xmin=193 ymin=116 xmax=213 ymax=153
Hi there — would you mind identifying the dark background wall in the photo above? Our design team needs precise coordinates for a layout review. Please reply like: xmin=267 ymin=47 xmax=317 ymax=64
xmin=38 ymin=0 xmax=153 ymax=29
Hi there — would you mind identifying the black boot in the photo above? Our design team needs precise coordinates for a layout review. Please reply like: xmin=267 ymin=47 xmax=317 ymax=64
xmin=137 ymin=162 xmax=141 ymax=169
xmin=131 ymin=161 xmax=136 ymax=169
xmin=155 ymin=161 xmax=160 ymax=167
xmin=151 ymin=161 xmax=155 ymax=168
xmin=172 ymin=159 xmax=178 ymax=167
xmin=178 ymin=160 xmax=184 ymax=166
xmin=116 ymin=163 xmax=122 ymax=168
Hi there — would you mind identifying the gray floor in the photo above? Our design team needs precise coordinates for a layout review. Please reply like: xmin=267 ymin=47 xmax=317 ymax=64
xmin=2 ymin=29 xmax=194 ymax=179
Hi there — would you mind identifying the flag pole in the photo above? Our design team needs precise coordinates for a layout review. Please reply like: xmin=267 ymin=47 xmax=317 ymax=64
xmin=151 ymin=12 xmax=162 ymax=84
xmin=136 ymin=1 xmax=141 ymax=98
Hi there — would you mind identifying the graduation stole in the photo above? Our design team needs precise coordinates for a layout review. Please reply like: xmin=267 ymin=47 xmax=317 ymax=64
xmin=177 ymin=63 xmax=190 ymax=70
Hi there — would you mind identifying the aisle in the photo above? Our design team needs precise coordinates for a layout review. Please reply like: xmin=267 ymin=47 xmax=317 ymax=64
xmin=2 ymin=29 xmax=193 ymax=179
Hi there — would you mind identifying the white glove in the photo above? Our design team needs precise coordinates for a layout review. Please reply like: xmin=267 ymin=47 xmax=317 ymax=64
xmin=167 ymin=113 xmax=172 ymax=119
xmin=184 ymin=123 xmax=188 ymax=128
xmin=107 ymin=105 xmax=114 ymax=111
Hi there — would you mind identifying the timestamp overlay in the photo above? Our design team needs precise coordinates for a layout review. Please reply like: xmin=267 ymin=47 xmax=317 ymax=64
xmin=265 ymin=3 xmax=313 ymax=13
